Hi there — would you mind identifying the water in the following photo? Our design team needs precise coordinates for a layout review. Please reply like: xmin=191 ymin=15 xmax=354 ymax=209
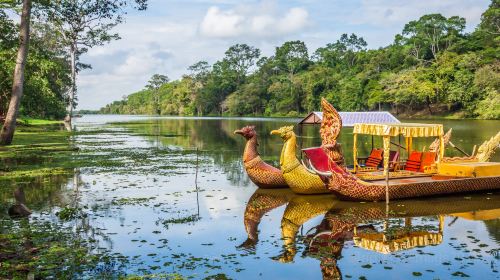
xmin=1 ymin=115 xmax=499 ymax=279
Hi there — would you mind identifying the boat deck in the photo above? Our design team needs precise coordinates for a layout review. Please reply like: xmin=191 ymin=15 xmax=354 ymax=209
xmin=370 ymin=175 xmax=436 ymax=186
xmin=354 ymin=170 xmax=429 ymax=181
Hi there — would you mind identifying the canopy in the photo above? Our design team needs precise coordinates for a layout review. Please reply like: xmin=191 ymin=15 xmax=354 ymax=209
xmin=353 ymin=215 xmax=444 ymax=254
xmin=353 ymin=232 xmax=443 ymax=254
xmin=352 ymin=123 xmax=445 ymax=175
xmin=353 ymin=123 xmax=444 ymax=137
xmin=299 ymin=111 xmax=400 ymax=126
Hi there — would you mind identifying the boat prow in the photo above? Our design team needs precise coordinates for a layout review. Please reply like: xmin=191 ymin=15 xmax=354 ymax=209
xmin=235 ymin=125 xmax=288 ymax=189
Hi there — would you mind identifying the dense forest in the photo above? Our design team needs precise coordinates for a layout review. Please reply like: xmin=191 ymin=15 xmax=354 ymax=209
xmin=101 ymin=1 xmax=500 ymax=119
xmin=0 ymin=2 xmax=498 ymax=121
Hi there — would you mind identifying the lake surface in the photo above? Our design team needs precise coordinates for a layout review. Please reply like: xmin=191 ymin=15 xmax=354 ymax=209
xmin=1 ymin=115 xmax=499 ymax=279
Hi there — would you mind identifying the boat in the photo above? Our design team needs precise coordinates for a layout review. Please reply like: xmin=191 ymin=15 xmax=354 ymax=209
xmin=305 ymin=98 xmax=500 ymax=201
xmin=235 ymin=126 xmax=288 ymax=189
xmin=270 ymin=126 xmax=329 ymax=194
xmin=239 ymin=189 xmax=295 ymax=249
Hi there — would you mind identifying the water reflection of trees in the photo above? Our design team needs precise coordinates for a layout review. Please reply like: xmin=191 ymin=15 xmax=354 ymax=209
xmin=111 ymin=118 xmax=500 ymax=188
xmin=484 ymin=219 xmax=499 ymax=244
xmin=0 ymin=173 xmax=74 ymax=215
xmin=0 ymin=170 xmax=129 ymax=278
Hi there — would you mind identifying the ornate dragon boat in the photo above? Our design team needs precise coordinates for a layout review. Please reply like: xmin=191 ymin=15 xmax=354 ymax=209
xmin=305 ymin=98 xmax=500 ymax=201
xmin=235 ymin=126 xmax=288 ymax=189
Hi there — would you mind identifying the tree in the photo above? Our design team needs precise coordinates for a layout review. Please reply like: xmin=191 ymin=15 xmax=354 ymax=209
xmin=43 ymin=0 xmax=148 ymax=125
xmin=0 ymin=10 xmax=18 ymax=119
xmin=188 ymin=61 xmax=210 ymax=81
xmin=314 ymin=33 xmax=367 ymax=69
xmin=274 ymin=40 xmax=310 ymax=112
xmin=473 ymin=0 xmax=500 ymax=57
xmin=478 ymin=0 xmax=500 ymax=36
xmin=146 ymin=74 xmax=169 ymax=114
xmin=223 ymin=44 xmax=260 ymax=85
xmin=187 ymin=61 xmax=210 ymax=115
xmin=401 ymin=14 xmax=466 ymax=60
xmin=0 ymin=0 xmax=32 ymax=145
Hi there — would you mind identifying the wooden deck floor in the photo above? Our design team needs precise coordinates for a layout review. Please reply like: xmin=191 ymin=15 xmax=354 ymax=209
xmin=370 ymin=175 xmax=436 ymax=186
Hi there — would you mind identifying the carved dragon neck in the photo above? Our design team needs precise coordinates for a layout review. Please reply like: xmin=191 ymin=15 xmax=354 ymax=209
xmin=243 ymin=136 xmax=259 ymax=163
xmin=280 ymin=133 xmax=299 ymax=168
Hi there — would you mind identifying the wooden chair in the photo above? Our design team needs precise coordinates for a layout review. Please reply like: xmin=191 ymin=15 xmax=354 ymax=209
xmin=357 ymin=148 xmax=384 ymax=171
xmin=387 ymin=150 xmax=400 ymax=171
xmin=403 ymin=151 xmax=423 ymax=172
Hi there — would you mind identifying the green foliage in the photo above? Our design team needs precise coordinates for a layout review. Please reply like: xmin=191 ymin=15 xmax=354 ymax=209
xmin=401 ymin=14 xmax=466 ymax=60
xmin=0 ymin=17 xmax=71 ymax=119
xmin=101 ymin=3 xmax=499 ymax=120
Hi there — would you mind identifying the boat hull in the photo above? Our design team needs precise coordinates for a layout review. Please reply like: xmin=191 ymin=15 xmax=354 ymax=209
xmin=244 ymin=157 xmax=288 ymax=189
xmin=328 ymin=175 xmax=500 ymax=201
xmin=282 ymin=164 xmax=328 ymax=194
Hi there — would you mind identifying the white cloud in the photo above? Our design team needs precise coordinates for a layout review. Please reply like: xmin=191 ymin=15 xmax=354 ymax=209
xmin=199 ymin=4 xmax=310 ymax=38
xmin=200 ymin=7 xmax=245 ymax=37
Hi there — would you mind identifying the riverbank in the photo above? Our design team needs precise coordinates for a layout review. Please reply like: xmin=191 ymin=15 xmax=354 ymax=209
xmin=93 ymin=110 xmax=498 ymax=120
xmin=0 ymin=123 xmax=76 ymax=179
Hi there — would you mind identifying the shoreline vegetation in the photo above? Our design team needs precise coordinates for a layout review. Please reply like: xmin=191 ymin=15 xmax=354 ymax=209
xmin=88 ymin=107 xmax=500 ymax=120
xmin=99 ymin=2 xmax=499 ymax=120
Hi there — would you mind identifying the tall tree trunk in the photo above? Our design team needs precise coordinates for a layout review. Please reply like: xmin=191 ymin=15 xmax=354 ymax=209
xmin=426 ymin=96 xmax=433 ymax=115
xmin=64 ymin=43 xmax=77 ymax=128
xmin=0 ymin=0 xmax=32 ymax=145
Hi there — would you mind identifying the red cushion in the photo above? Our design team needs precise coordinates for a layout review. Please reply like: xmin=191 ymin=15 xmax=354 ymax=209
xmin=405 ymin=151 xmax=423 ymax=172
xmin=365 ymin=158 xmax=382 ymax=167
xmin=369 ymin=149 xmax=383 ymax=159
xmin=419 ymin=152 xmax=436 ymax=172
xmin=408 ymin=151 xmax=423 ymax=161
xmin=302 ymin=147 xmax=330 ymax=172
xmin=364 ymin=148 xmax=384 ymax=167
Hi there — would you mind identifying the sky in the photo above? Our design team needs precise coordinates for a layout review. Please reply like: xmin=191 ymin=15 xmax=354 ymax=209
xmin=77 ymin=0 xmax=491 ymax=110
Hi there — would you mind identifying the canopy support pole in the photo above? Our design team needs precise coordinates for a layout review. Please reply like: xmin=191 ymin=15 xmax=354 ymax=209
xmin=353 ymin=133 xmax=358 ymax=173
xmin=383 ymin=135 xmax=390 ymax=204
xmin=298 ymin=124 xmax=303 ymax=159
xmin=439 ymin=215 xmax=444 ymax=233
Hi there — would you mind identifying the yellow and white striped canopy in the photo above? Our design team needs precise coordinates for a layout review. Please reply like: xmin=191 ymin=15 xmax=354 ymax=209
xmin=353 ymin=123 xmax=444 ymax=138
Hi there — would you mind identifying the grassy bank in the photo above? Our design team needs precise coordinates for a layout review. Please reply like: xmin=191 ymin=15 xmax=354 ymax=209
xmin=17 ymin=118 xmax=64 ymax=125
xmin=0 ymin=122 xmax=75 ymax=179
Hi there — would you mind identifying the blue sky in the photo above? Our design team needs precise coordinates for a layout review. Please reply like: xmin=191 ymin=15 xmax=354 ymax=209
xmin=77 ymin=0 xmax=491 ymax=109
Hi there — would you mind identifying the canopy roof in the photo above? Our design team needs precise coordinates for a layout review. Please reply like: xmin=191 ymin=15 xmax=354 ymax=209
xmin=353 ymin=123 xmax=444 ymax=138
xmin=299 ymin=111 xmax=400 ymax=126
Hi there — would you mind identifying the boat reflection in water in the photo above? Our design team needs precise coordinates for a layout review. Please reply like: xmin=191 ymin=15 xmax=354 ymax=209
xmin=241 ymin=191 xmax=500 ymax=279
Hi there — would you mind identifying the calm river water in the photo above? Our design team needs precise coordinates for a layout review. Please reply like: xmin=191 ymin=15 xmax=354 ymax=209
xmin=2 ymin=115 xmax=500 ymax=279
